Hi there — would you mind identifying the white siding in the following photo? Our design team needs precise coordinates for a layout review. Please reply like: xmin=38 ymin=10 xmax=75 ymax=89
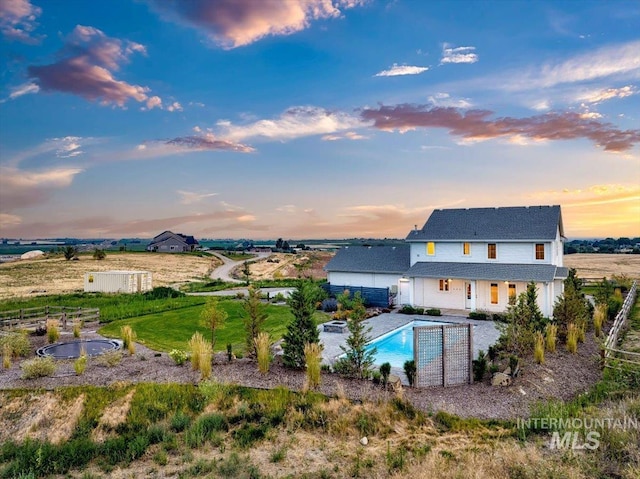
xmin=327 ymin=271 xmax=400 ymax=289
xmin=410 ymin=241 xmax=557 ymax=265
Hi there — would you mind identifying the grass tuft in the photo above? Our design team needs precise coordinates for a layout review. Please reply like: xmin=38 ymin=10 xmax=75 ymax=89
xmin=594 ymin=303 xmax=606 ymax=338
xmin=534 ymin=331 xmax=545 ymax=364
xmin=46 ymin=318 xmax=60 ymax=343
xmin=567 ymin=323 xmax=578 ymax=354
xmin=304 ymin=342 xmax=323 ymax=390
xmin=255 ymin=332 xmax=271 ymax=374
xmin=545 ymin=323 xmax=557 ymax=353
xmin=188 ymin=332 xmax=206 ymax=372
xmin=21 ymin=356 xmax=56 ymax=379
xmin=74 ymin=346 xmax=88 ymax=375
xmin=120 ymin=325 xmax=136 ymax=355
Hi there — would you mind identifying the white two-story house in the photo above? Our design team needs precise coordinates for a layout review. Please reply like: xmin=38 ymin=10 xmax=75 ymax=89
xmin=325 ymin=205 xmax=568 ymax=317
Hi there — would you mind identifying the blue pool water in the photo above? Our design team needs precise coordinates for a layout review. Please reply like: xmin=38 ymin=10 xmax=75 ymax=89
xmin=366 ymin=320 xmax=448 ymax=368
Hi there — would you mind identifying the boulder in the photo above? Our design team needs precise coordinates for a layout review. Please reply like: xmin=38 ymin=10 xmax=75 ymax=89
xmin=491 ymin=372 xmax=512 ymax=387
xmin=360 ymin=437 xmax=368 ymax=446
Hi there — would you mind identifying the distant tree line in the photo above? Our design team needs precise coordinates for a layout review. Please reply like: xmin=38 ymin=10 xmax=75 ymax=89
xmin=564 ymin=237 xmax=640 ymax=254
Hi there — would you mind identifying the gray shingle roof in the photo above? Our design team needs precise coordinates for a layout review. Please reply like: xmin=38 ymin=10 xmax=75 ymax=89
xmin=406 ymin=205 xmax=563 ymax=241
xmin=405 ymin=262 xmax=568 ymax=282
xmin=324 ymin=245 xmax=410 ymax=274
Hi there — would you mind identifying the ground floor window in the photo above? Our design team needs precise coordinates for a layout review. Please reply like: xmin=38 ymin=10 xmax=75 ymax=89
xmin=490 ymin=283 xmax=498 ymax=304
xmin=508 ymin=283 xmax=516 ymax=300
xmin=439 ymin=279 xmax=450 ymax=292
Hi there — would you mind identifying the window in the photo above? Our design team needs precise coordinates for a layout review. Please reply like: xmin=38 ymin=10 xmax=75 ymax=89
xmin=487 ymin=243 xmax=497 ymax=259
xmin=463 ymin=242 xmax=470 ymax=255
xmin=508 ymin=283 xmax=516 ymax=299
xmin=535 ymin=243 xmax=545 ymax=260
xmin=439 ymin=279 xmax=450 ymax=292
xmin=427 ymin=242 xmax=435 ymax=256
xmin=491 ymin=283 xmax=498 ymax=304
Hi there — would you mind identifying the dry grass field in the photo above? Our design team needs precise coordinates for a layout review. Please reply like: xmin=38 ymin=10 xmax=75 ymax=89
xmin=240 ymin=251 xmax=334 ymax=280
xmin=563 ymin=253 xmax=640 ymax=280
xmin=0 ymin=253 xmax=221 ymax=300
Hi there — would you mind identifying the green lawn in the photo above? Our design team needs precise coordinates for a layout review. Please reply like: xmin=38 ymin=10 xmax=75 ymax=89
xmin=98 ymin=299 xmax=329 ymax=354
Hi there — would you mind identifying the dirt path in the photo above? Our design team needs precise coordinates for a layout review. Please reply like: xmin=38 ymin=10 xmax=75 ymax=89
xmin=209 ymin=252 xmax=272 ymax=283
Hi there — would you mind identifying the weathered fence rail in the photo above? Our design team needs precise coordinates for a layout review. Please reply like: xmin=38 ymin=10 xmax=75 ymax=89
xmin=0 ymin=306 xmax=100 ymax=331
xmin=603 ymin=280 xmax=638 ymax=364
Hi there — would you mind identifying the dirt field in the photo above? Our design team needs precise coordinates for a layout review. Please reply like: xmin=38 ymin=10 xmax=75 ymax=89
xmin=563 ymin=253 xmax=640 ymax=280
xmin=0 ymin=253 xmax=221 ymax=300
xmin=238 ymin=251 xmax=334 ymax=280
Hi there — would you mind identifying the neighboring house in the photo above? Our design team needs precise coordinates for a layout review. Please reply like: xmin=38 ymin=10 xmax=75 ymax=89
xmin=325 ymin=206 xmax=568 ymax=317
xmin=146 ymin=231 xmax=199 ymax=253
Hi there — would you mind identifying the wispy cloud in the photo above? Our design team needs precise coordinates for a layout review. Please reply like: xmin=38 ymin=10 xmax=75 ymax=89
xmin=440 ymin=44 xmax=478 ymax=65
xmin=500 ymin=41 xmax=640 ymax=92
xmin=0 ymin=166 xmax=84 ymax=211
xmin=2 ymin=81 xmax=40 ymax=102
xmin=147 ymin=0 xmax=366 ymax=49
xmin=322 ymin=131 xmax=367 ymax=141
xmin=177 ymin=190 xmax=218 ymax=205
xmin=375 ymin=64 xmax=429 ymax=77
xmin=575 ymin=85 xmax=636 ymax=104
xmin=217 ymin=106 xmax=365 ymax=142
xmin=164 ymin=133 xmax=255 ymax=152
xmin=53 ymin=136 xmax=84 ymax=158
xmin=360 ymin=104 xmax=640 ymax=152
xmin=427 ymin=92 xmax=472 ymax=108
xmin=0 ymin=0 xmax=41 ymax=43
xmin=27 ymin=25 xmax=156 ymax=107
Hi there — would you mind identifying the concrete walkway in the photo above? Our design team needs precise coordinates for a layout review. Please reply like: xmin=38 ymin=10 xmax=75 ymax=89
xmin=319 ymin=312 xmax=501 ymax=382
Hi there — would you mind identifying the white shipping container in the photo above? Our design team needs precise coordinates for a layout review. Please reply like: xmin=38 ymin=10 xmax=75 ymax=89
xmin=84 ymin=271 xmax=153 ymax=293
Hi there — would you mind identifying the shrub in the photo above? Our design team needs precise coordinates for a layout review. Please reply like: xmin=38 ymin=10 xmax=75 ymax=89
xmin=403 ymin=360 xmax=417 ymax=387
xmin=468 ymin=311 xmax=488 ymax=320
xmin=3 ymin=343 xmax=11 ymax=368
xmin=73 ymin=321 xmax=81 ymax=338
xmin=425 ymin=308 xmax=441 ymax=316
xmin=576 ymin=318 xmax=586 ymax=343
xmin=321 ymin=298 xmax=338 ymax=312
xmin=74 ymin=349 xmax=88 ymax=375
xmin=566 ymin=323 xmax=578 ymax=353
xmin=199 ymin=341 xmax=213 ymax=380
xmin=399 ymin=305 xmax=416 ymax=315
xmin=0 ymin=332 xmax=30 ymax=358
xmin=99 ymin=350 xmax=122 ymax=367
xmin=21 ymin=356 xmax=56 ymax=379
xmin=120 ymin=325 xmax=136 ymax=355
xmin=143 ymin=286 xmax=185 ymax=299
xmin=169 ymin=349 xmax=188 ymax=366
xmin=371 ymin=370 xmax=382 ymax=385
xmin=304 ymin=342 xmax=323 ymax=389
xmin=46 ymin=318 xmax=60 ymax=344
xmin=380 ymin=362 xmax=391 ymax=388
xmin=534 ymin=331 xmax=545 ymax=364
xmin=545 ymin=323 xmax=557 ymax=352
xmin=170 ymin=411 xmax=192 ymax=432
xmin=255 ymin=332 xmax=271 ymax=374
xmin=593 ymin=303 xmax=606 ymax=338
xmin=188 ymin=332 xmax=206 ymax=372
xmin=226 ymin=343 xmax=233 ymax=362
xmin=472 ymin=350 xmax=487 ymax=382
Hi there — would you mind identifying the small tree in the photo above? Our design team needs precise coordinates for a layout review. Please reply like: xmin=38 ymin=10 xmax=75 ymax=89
xmin=63 ymin=246 xmax=77 ymax=260
xmin=242 ymin=261 xmax=251 ymax=284
xmin=553 ymin=280 xmax=589 ymax=341
xmin=524 ymin=282 xmax=545 ymax=331
xmin=200 ymin=298 xmax=228 ymax=349
xmin=282 ymin=280 xmax=322 ymax=369
xmin=242 ymin=286 xmax=268 ymax=358
xmin=336 ymin=293 xmax=376 ymax=379
xmin=93 ymin=248 xmax=106 ymax=260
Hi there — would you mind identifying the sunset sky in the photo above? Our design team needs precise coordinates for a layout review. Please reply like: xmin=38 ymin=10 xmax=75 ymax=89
xmin=1 ymin=0 xmax=639 ymax=240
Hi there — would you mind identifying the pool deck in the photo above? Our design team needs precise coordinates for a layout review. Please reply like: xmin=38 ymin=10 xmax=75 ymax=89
xmin=319 ymin=311 xmax=501 ymax=382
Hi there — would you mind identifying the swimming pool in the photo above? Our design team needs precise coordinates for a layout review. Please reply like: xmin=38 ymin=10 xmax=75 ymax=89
xmin=366 ymin=320 xmax=448 ymax=368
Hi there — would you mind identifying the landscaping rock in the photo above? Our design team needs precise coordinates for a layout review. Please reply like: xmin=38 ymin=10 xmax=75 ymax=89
xmin=360 ymin=436 xmax=368 ymax=446
xmin=492 ymin=372 xmax=512 ymax=387
xmin=388 ymin=374 xmax=402 ymax=392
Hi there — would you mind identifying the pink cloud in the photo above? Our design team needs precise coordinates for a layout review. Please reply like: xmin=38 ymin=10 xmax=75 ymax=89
xmin=360 ymin=104 xmax=640 ymax=152
xmin=147 ymin=0 xmax=365 ymax=48
xmin=27 ymin=25 xmax=154 ymax=107
xmin=0 ymin=0 xmax=41 ymax=43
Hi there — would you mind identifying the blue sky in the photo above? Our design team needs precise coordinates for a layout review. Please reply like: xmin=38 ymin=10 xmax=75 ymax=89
xmin=1 ymin=0 xmax=639 ymax=240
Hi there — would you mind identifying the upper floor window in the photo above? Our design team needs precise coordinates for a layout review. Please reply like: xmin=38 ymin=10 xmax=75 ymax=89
xmin=463 ymin=242 xmax=470 ymax=255
xmin=427 ymin=242 xmax=435 ymax=255
xmin=439 ymin=279 xmax=450 ymax=292
xmin=487 ymin=243 xmax=497 ymax=259
xmin=535 ymin=243 xmax=545 ymax=260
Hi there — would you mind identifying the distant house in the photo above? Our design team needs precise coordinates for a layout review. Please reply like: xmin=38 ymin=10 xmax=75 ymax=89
xmin=146 ymin=231 xmax=199 ymax=253
xmin=325 ymin=205 xmax=568 ymax=317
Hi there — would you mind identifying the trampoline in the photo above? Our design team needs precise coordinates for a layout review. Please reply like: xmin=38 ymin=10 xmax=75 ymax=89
xmin=36 ymin=339 xmax=122 ymax=359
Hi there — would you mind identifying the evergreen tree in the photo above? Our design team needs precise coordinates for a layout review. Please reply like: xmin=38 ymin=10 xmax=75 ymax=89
xmin=282 ymin=280 xmax=322 ymax=369
xmin=336 ymin=293 xmax=376 ymax=379
xmin=242 ymin=286 xmax=267 ymax=358
xmin=524 ymin=282 xmax=545 ymax=331
xmin=63 ymin=246 xmax=77 ymax=260
xmin=553 ymin=280 xmax=590 ymax=341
